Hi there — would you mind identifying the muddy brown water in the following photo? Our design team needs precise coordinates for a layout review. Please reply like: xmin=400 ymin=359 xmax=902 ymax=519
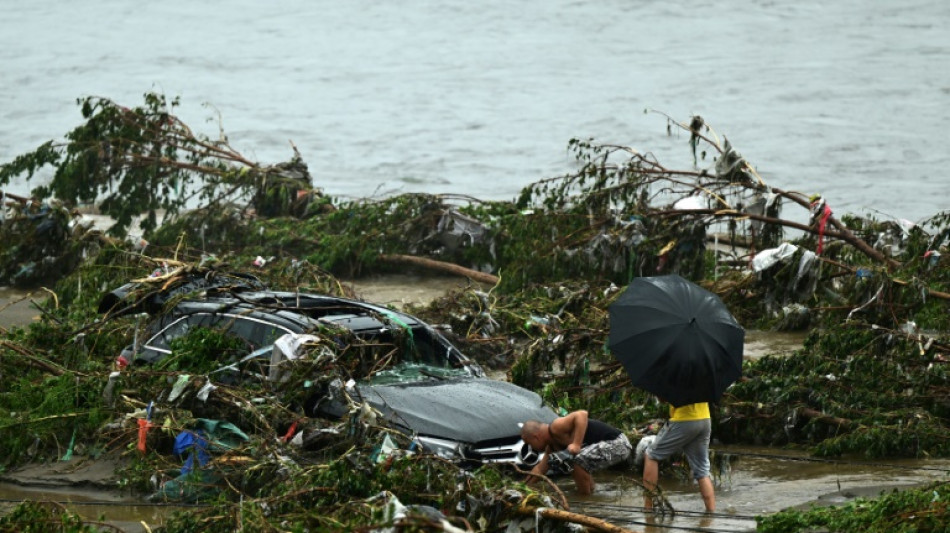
xmin=2 ymin=277 xmax=948 ymax=532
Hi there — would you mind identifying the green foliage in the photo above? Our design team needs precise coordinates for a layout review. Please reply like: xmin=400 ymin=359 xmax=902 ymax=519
xmin=0 ymin=371 xmax=111 ymax=466
xmin=2 ymin=93 xmax=190 ymax=235
xmin=0 ymin=201 xmax=92 ymax=288
xmin=0 ymin=501 xmax=103 ymax=532
xmin=160 ymin=327 xmax=249 ymax=373
xmin=723 ymin=322 xmax=950 ymax=457
xmin=155 ymin=441 xmax=547 ymax=532
xmin=5 ymin=103 xmax=950 ymax=531
xmin=757 ymin=481 xmax=950 ymax=533
xmin=0 ymin=92 xmax=308 ymax=237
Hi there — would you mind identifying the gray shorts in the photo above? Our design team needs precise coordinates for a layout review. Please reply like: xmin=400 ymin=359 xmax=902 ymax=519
xmin=646 ymin=419 xmax=711 ymax=480
xmin=574 ymin=433 xmax=633 ymax=473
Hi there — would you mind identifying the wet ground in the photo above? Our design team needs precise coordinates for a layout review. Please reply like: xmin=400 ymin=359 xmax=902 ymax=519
xmin=1 ymin=277 xmax=947 ymax=532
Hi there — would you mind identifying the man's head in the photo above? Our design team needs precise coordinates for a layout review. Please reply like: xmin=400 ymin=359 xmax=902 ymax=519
xmin=521 ymin=419 xmax=548 ymax=451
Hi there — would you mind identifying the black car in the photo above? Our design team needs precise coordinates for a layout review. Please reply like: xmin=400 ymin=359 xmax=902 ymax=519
xmin=102 ymin=281 xmax=555 ymax=467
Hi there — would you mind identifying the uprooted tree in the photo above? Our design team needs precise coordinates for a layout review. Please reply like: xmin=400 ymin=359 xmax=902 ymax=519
xmin=0 ymin=92 xmax=323 ymax=237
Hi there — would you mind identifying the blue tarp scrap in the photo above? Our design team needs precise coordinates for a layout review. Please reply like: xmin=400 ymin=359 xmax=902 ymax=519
xmin=151 ymin=419 xmax=251 ymax=502
xmin=173 ymin=418 xmax=249 ymax=474
xmin=173 ymin=429 xmax=210 ymax=475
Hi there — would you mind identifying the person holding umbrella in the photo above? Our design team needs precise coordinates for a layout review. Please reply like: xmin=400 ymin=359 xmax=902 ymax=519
xmin=520 ymin=409 xmax=632 ymax=495
xmin=607 ymin=274 xmax=744 ymax=513
xmin=642 ymin=401 xmax=715 ymax=512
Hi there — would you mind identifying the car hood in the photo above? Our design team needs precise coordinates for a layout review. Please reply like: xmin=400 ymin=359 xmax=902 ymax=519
xmin=358 ymin=378 xmax=556 ymax=443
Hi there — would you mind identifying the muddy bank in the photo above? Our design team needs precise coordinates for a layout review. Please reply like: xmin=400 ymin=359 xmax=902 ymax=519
xmin=0 ymin=287 xmax=40 ymax=329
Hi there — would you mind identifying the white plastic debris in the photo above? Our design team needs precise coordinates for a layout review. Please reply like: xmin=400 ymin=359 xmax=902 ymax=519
xmin=635 ymin=435 xmax=656 ymax=467
xmin=672 ymin=195 xmax=706 ymax=210
xmin=269 ymin=333 xmax=321 ymax=382
xmin=752 ymin=242 xmax=799 ymax=272
xmin=168 ymin=374 xmax=191 ymax=401
xmin=196 ymin=381 xmax=217 ymax=402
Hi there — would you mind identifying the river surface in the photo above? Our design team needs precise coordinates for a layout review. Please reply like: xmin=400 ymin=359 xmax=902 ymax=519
xmin=2 ymin=0 xmax=949 ymax=223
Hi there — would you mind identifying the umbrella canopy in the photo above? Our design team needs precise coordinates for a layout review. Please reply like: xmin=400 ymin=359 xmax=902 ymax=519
xmin=608 ymin=274 xmax=744 ymax=407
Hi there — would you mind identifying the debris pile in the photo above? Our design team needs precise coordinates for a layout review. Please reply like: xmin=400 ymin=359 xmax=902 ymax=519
xmin=2 ymin=96 xmax=949 ymax=530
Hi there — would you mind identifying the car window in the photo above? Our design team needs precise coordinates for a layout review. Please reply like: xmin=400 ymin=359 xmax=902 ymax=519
xmin=145 ymin=314 xmax=215 ymax=351
xmin=144 ymin=313 xmax=293 ymax=354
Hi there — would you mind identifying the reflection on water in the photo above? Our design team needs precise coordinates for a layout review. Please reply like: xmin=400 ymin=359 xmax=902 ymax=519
xmin=0 ymin=482 xmax=192 ymax=533
xmin=566 ymin=446 xmax=950 ymax=532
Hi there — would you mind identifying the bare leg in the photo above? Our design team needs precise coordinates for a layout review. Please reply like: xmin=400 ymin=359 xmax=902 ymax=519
xmin=642 ymin=455 xmax=659 ymax=510
xmin=697 ymin=476 xmax=715 ymax=512
xmin=572 ymin=465 xmax=594 ymax=496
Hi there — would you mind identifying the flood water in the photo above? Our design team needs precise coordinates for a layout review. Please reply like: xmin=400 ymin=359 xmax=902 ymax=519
xmin=2 ymin=0 xmax=949 ymax=223
xmin=0 ymin=483 xmax=186 ymax=533
xmin=570 ymin=448 xmax=950 ymax=533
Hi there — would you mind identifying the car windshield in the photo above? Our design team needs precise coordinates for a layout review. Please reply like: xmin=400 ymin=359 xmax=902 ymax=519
xmin=364 ymin=361 xmax=471 ymax=385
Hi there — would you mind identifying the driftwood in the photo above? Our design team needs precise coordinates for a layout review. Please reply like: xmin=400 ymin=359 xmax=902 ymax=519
xmin=511 ymin=465 xmax=571 ymax=511
xmin=378 ymin=254 xmax=500 ymax=285
xmin=512 ymin=505 xmax=637 ymax=533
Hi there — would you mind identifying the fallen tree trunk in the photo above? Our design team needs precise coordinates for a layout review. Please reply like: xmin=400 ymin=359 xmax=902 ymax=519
xmin=378 ymin=254 xmax=500 ymax=285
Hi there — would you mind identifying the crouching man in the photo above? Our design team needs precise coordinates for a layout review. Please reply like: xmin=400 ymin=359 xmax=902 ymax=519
xmin=521 ymin=410 xmax=632 ymax=495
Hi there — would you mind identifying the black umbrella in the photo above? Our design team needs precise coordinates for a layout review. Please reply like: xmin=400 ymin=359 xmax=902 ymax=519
xmin=608 ymin=274 xmax=744 ymax=406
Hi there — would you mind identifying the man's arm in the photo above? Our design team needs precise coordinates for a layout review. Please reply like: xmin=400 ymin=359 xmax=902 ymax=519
xmin=525 ymin=450 xmax=550 ymax=485
xmin=564 ymin=410 xmax=588 ymax=455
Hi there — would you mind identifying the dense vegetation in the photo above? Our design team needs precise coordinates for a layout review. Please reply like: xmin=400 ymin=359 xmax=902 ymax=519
xmin=1 ymin=93 xmax=948 ymax=531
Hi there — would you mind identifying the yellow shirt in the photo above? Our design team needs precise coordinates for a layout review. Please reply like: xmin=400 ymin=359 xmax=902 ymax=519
xmin=669 ymin=402 xmax=710 ymax=421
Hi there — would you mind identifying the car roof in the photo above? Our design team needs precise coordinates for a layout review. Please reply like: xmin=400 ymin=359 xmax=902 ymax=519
xmin=163 ymin=291 xmax=424 ymax=334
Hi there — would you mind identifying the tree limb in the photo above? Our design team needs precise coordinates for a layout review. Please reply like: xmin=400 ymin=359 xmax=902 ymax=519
xmin=512 ymin=505 xmax=637 ymax=533
xmin=378 ymin=254 xmax=499 ymax=285
xmin=654 ymin=208 xmax=900 ymax=269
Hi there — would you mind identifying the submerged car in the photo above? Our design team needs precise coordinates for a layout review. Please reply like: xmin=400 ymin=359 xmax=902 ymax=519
xmin=101 ymin=281 xmax=555 ymax=467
